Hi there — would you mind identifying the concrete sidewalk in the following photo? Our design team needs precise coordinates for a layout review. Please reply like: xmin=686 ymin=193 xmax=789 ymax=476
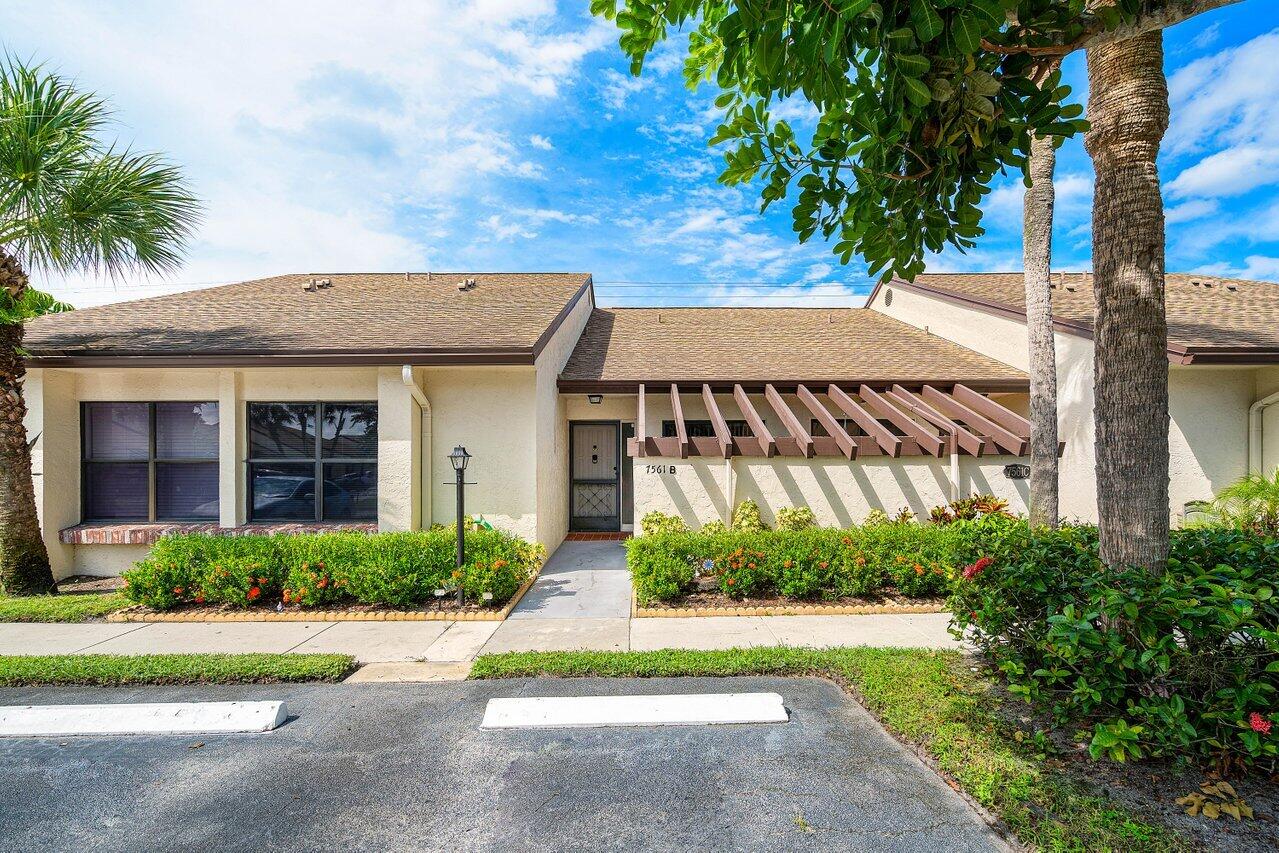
xmin=0 ymin=612 xmax=957 ymax=664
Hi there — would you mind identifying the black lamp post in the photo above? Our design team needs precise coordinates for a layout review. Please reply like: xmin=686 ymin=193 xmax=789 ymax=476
xmin=448 ymin=445 xmax=471 ymax=606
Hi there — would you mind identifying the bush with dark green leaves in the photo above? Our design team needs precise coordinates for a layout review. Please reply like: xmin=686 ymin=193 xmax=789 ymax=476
xmin=949 ymin=520 xmax=1279 ymax=773
xmin=123 ymin=529 xmax=544 ymax=610
xmin=628 ymin=523 xmax=959 ymax=604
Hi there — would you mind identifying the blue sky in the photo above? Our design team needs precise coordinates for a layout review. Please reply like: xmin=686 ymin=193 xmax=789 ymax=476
xmin=2 ymin=1 xmax=1276 ymax=308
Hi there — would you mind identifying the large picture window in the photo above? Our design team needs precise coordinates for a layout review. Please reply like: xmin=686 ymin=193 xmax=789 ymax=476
xmin=248 ymin=402 xmax=377 ymax=522
xmin=82 ymin=402 xmax=220 ymax=521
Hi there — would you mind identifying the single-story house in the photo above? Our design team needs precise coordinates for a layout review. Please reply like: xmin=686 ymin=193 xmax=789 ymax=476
xmin=20 ymin=270 xmax=1279 ymax=578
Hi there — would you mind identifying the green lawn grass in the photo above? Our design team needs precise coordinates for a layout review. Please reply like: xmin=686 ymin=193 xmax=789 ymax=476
xmin=0 ymin=592 xmax=130 ymax=623
xmin=472 ymin=647 xmax=1192 ymax=853
xmin=0 ymin=653 xmax=356 ymax=686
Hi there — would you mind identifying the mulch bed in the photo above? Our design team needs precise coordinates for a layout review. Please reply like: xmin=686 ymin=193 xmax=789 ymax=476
xmin=57 ymin=575 xmax=127 ymax=594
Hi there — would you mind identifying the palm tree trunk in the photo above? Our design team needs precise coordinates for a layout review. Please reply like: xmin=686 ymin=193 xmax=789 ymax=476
xmin=1023 ymin=132 xmax=1059 ymax=529
xmin=0 ymin=249 xmax=56 ymax=595
xmin=1083 ymin=31 xmax=1170 ymax=572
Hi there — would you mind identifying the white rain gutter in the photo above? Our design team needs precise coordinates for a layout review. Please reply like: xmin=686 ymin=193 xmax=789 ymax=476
xmin=402 ymin=365 xmax=433 ymax=528
xmin=1248 ymin=390 xmax=1279 ymax=474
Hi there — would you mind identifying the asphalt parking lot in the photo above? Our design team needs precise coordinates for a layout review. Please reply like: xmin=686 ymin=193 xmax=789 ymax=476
xmin=0 ymin=677 xmax=1006 ymax=852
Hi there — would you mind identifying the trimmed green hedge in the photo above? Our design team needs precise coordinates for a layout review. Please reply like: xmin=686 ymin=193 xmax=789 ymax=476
xmin=122 ymin=529 xmax=544 ymax=610
xmin=628 ymin=522 xmax=968 ymax=604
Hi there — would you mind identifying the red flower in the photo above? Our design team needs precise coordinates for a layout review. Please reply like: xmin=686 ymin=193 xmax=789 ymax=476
xmin=962 ymin=557 xmax=994 ymax=580
xmin=247 ymin=586 xmax=261 ymax=601
xmin=1249 ymin=712 xmax=1272 ymax=735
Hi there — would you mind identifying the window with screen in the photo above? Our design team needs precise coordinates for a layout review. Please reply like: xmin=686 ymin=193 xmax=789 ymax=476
xmin=82 ymin=402 xmax=220 ymax=521
xmin=247 ymin=402 xmax=377 ymax=522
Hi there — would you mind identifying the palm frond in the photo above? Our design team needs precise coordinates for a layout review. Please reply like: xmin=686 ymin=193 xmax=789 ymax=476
xmin=1206 ymin=469 xmax=1279 ymax=536
xmin=0 ymin=56 xmax=200 ymax=278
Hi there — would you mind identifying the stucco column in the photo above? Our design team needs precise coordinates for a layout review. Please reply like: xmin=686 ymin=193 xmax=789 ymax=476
xmin=377 ymin=366 xmax=419 ymax=531
xmin=23 ymin=368 xmax=77 ymax=579
xmin=217 ymin=370 xmax=243 ymax=527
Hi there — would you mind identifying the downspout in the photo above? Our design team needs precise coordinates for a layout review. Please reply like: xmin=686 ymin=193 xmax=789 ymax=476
xmin=1248 ymin=390 xmax=1279 ymax=474
xmin=402 ymin=365 xmax=433 ymax=529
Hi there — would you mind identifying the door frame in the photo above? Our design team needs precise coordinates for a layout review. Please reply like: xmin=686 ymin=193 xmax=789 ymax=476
xmin=568 ymin=419 xmax=622 ymax=532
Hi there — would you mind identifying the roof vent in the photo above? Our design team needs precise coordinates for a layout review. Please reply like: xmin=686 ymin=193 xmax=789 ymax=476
xmin=317 ymin=278 xmax=332 ymax=289
xmin=456 ymin=277 xmax=477 ymax=291
xmin=303 ymin=278 xmax=318 ymax=293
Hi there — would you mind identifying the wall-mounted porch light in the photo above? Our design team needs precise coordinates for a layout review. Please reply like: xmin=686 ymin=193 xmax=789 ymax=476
xmin=587 ymin=394 xmax=603 ymax=405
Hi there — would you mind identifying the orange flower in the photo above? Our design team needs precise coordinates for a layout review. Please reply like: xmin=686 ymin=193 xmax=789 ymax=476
xmin=257 ymin=577 xmax=267 ymax=585
xmin=173 ymin=586 xmax=183 ymax=595
xmin=282 ymin=590 xmax=292 ymax=603
xmin=747 ymin=562 xmax=756 ymax=569
xmin=914 ymin=564 xmax=925 ymax=576
xmin=194 ymin=595 xmax=205 ymax=604
xmin=841 ymin=537 xmax=852 ymax=546
xmin=247 ymin=586 xmax=261 ymax=601
xmin=317 ymin=561 xmax=325 ymax=570
xmin=317 ymin=578 xmax=328 ymax=589
xmin=784 ymin=559 xmax=793 ymax=569
xmin=494 ymin=559 xmax=508 ymax=569
xmin=726 ymin=577 xmax=735 ymax=586
xmin=819 ymin=561 xmax=829 ymax=569
xmin=451 ymin=570 xmax=462 ymax=580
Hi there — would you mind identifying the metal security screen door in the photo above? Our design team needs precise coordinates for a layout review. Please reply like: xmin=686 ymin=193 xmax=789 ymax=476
xmin=570 ymin=421 xmax=620 ymax=531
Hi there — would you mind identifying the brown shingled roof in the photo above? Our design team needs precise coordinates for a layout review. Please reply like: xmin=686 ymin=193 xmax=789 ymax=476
xmin=25 ymin=272 xmax=592 ymax=365
xmin=559 ymin=307 xmax=1026 ymax=390
xmin=890 ymin=273 xmax=1279 ymax=363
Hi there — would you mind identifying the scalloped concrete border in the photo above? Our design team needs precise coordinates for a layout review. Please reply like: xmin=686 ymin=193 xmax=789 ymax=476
xmin=107 ymin=561 xmax=544 ymax=624
xmin=632 ymin=588 xmax=946 ymax=618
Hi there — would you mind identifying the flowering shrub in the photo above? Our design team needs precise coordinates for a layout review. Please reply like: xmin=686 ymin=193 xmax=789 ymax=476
xmin=627 ymin=523 xmax=964 ymax=604
xmin=122 ymin=529 xmax=542 ymax=611
xmin=950 ymin=523 xmax=1279 ymax=773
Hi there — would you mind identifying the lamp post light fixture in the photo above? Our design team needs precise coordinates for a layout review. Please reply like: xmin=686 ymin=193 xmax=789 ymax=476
xmin=448 ymin=445 xmax=472 ymax=607
xmin=587 ymin=394 xmax=603 ymax=405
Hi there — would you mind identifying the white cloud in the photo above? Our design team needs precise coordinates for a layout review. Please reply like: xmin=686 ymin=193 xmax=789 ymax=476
xmin=600 ymin=68 xmax=648 ymax=110
xmin=529 ymin=134 xmax=554 ymax=150
xmin=1165 ymin=198 xmax=1219 ymax=225
xmin=1189 ymin=20 xmax=1222 ymax=51
xmin=1166 ymin=145 xmax=1279 ymax=199
xmin=1166 ymin=29 xmax=1279 ymax=156
xmin=4 ymin=0 xmax=611 ymax=302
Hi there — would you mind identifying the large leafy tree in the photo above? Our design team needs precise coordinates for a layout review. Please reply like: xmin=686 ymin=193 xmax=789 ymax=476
xmin=595 ymin=0 xmax=1239 ymax=570
xmin=0 ymin=59 xmax=200 ymax=594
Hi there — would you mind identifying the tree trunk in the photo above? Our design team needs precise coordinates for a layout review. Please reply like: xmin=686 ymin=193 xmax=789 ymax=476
xmin=1083 ymin=31 xmax=1170 ymax=572
xmin=1023 ymin=132 xmax=1059 ymax=529
xmin=0 ymin=249 xmax=56 ymax=595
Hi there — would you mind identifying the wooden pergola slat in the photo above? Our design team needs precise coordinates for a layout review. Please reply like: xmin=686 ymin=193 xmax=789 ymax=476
xmin=827 ymin=384 xmax=901 ymax=457
xmin=891 ymin=385 xmax=985 ymax=456
xmin=733 ymin=384 xmax=776 ymax=457
xmin=635 ymin=383 xmax=646 ymax=458
xmin=921 ymin=385 xmax=1027 ymax=455
xmin=765 ymin=384 xmax=813 ymax=458
xmin=797 ymin=384 xmax=855 ymax=459
xmin=670 ymin=383 xmax=689 ymax=459
xmin=702 ymin=384 xmax=733 ymax=458
xmin=858 ymin=385 xmax=945 ymax=457
xmin=951 ymin=384 xmax=1033 ymax=435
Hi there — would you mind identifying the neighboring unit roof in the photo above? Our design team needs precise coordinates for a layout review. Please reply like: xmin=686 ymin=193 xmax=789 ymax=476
xmin=559 ymin=307 xmax=1027 ymax=390
xmin=24 ymin=272 xmax=592 ymax=365
xmin=886 ymin=272 xmax=1279 ymax=363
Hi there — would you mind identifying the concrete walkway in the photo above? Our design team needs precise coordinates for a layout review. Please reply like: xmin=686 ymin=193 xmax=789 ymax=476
xmin=0 ymin=612 xmax=957 ymax=664
xmin=507 ymin=540 xmax=631 ymax=619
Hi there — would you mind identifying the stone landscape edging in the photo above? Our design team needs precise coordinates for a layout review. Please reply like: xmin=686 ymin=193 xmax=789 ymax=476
xmin=106 ymin=560 xmax=544 ymax=624
xmin=632 ymin=597 xmax=947 ymax=618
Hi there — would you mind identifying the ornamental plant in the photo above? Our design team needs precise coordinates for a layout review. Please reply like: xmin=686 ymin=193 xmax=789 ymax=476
xmin=775 ymin=506 xmax=817 ymax=531
xmin=950 ymin=523 xmax=1279 ymax=773
xmin=730 ymin=499 xmax=768 ymax=532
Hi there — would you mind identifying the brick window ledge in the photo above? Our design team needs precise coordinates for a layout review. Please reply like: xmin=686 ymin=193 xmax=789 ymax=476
xmin=60 ymin=521 xmax=379 ymax=546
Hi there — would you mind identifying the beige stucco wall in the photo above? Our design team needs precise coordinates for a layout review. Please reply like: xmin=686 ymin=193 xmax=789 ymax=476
xmin=23 ymin=362 xmax=548 ymax=577
xmin=634 ymin=454 xmax=1031 ymax=529
xmin=415 ymin=365 xmax=539 ymax=542
xmin=533 ymin=289 xmax=595 ymax=552
xmin=868 ymin=284 xmax=1275 ymax=522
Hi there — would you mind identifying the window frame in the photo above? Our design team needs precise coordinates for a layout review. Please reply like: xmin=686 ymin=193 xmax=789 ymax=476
xmin=246 ymin=401 xmax=378 ymax=523
xmin=80 ymin=401 xmax=220 ymax=523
